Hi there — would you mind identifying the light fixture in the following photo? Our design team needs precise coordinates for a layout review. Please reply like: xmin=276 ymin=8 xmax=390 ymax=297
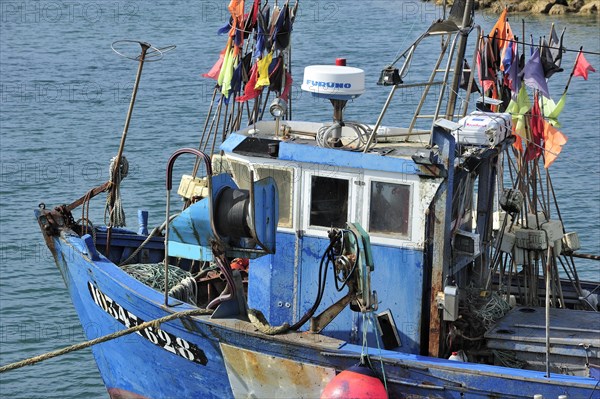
xmin=377 ymin=66 xmax=402 ymax=86
xmin=269 ymin=97 xmax=287 ymax=118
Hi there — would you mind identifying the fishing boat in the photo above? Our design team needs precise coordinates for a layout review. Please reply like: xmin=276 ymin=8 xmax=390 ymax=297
xmin=27 ymin=0 xmax=600 ymax=397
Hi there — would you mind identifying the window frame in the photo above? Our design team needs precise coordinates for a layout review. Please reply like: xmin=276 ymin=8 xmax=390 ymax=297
xmin=226 ymin=154 xmax=298 ymax=232
xmin=362 ymin=174 xmax=417 ymax=246
xmin=301 ymin=169 xmax=358 ymax=238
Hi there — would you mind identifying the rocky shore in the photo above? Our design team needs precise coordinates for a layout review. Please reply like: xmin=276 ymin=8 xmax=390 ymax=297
xmin=424 ymin=0 xmax=599 ymax=15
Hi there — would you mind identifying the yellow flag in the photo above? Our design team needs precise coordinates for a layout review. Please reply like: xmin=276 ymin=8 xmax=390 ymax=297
xmin=218 ymin=42 xmax=233 ymax=87
xmin=506 ymin=85 xmax=531 ymax=151
xmin=541 ymin=93 xmax=566 ymax=127
xmin=255 ymin=51 xmax=274 ymax=89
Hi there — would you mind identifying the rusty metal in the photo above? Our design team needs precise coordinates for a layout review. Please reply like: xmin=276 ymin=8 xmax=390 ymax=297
xmin=220 ymin=343 xmax=336 ymax=398
xmin=66 ymin=181 xmax=111 ymax=212
xmin=309 ymin=292 xmax=354 ymax=333
xmin=37 ymin=205 xmax=75 ymax=237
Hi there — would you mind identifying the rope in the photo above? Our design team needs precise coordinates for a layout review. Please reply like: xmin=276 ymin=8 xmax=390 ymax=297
xmin=0 ymin=307 xmax=213 ymax=373
xmin=316 ymin=121 xmax=372 ymax=151
xmin=168 ymin=276 xmax=198 ymax=307
xmin=105 ymin=156 xmax=129 ymax=227
xmin=247 ymin=309 xmax=290 ymax=335
xmin=118 ymin=214 xmax=180 ymax=267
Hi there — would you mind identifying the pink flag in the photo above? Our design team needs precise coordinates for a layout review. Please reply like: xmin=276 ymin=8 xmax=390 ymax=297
xmin=573 ymin=51 xmax=596 ymax=80
xmin=202 ymin=50 xmax=225 ymax=80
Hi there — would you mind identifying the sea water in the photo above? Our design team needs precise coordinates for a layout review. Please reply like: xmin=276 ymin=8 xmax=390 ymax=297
xmin=1 ymin=1 xmax=598 ymax=397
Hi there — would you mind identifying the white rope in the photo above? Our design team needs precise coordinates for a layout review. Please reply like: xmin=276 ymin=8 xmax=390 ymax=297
xmin=317 ymin=121 xmax=372 ymax=151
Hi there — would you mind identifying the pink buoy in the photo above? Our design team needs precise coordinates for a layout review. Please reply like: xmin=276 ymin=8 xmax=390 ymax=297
xmin=321 ymin=365 xmax=388 ymax=399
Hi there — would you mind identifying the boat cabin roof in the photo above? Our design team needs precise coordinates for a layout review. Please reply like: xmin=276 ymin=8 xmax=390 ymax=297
xmin=221 ymin=120 xmax=435 ymax=177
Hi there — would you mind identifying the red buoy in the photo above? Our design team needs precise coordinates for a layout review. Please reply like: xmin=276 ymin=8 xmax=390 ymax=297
xmin=321 ymin=365 xmax=388 ymax=399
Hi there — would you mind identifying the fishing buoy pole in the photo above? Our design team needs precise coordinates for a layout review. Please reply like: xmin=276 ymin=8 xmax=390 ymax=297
xmin=104 ymin=41 xmax=175 ymax=254
xmin=105 ymin=40 xmax=151 ymax=254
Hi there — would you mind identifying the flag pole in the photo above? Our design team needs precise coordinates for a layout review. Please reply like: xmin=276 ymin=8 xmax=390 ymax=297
xmin=562 ymin=46 xmax=583 ymax=96
xmin=521 ymin=19 xmax=525 ymax=56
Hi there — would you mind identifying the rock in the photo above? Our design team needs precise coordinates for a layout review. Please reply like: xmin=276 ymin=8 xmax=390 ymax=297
xmin=515 ymin=3 xmax=534 ymax=12
xmin=531 ymin=0 xmax=556 ymax=14
xmin=549 ymin=4 xmax=569 ymax=14
xmin=568 ymin=0 xmax=585 ymax=12
xmin=579 ymin=1 xmax=599 ymax=14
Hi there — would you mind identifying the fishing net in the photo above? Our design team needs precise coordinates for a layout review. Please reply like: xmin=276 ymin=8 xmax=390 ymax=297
xmin=121 ymin=263 xmax=197 ymax=306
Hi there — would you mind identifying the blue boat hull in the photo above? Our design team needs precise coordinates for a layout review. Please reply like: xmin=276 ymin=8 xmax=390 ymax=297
xmin=48 ymin=230 xmax=599 ymax=399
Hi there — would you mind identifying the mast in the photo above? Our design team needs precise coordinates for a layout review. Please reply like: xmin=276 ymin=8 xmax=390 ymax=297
xmin=445 ymin=0 xmax=474 ymax=119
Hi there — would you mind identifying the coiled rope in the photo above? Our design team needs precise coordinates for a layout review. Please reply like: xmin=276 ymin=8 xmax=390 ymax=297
xmin=316 ymin=121 xmax=372 ymax=151
xmin=105 ymin=155 xmax=129 ymax=227
xmin=0 ymin=307 xmax=213 ymax=373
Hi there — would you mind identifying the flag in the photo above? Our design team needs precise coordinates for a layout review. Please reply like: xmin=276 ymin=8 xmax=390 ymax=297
xmin=230 ymin=58 xmax=244 ymax=96
xmin=268 ymin=56 xmax=284 ymax=92
xmin=218 ymin=43 xmax=233 ymax=87
xmin=525 ymin=92 xmax=544 ymax=161
xmin=523 ymin=48 xmax=550 ymax=98
xmin=459 ymin=58 xmax=480 ymax=93
xmin=573 ymin=51 xmax=596 ymax=80
xmin=502 ymin=40 xmax=514 ymax=74
xmin=237 ymin=63 xmax=262 ymax=102
xmin=541 ymin=93 xmax=565 ymax=127
xmin=543 ymin=120 xmax=567 ymax=168
xmin=217 ymin=17 xmax=233 ymax=35
xmin=506 ymin=85 xmax=530 ymax=152
xmin=477 ymin=36 xmax=496 ymax=93
xmin=507 ymin=42 xmax=521 ymax=96
xmin=273 ymin=3 xmax=292 ymax=51
xmin=499 ymin=21 xmax=515 ymax=72
xmin=255 ymin=51 xmax=274 ymax=88
xmin=270 ymin=6 xmax=280 ymax=36
xmin=220 ymin=50 xmax=237 ymax=98
xmin=549 ymin=24 xmax=565 ymax=69
xmin=540 ymin=37 xmax=563 ymax=78
xmin=254 ymin=7 xmax=270 ymax=58
xmin=202 ymin=49 xmax=226 ymax=80
xmin=227 ymin=0 xmax=245 ymax=50
xmin=488 ymin=8 xmax=509 ymax=69
xmin=280 ymin=72 xmax=293 ymax=102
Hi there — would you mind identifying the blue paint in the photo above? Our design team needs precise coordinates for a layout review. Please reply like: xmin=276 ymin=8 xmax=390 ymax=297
xmin=48 ymin=231 xmax=599 ymax=398
xmin=137 ymin=210 xmax=149 ymax=235
xmin=220 ymin=133 xmax=421 ymax=174
xmin=279 ymin=141 xmax=421 ymax=174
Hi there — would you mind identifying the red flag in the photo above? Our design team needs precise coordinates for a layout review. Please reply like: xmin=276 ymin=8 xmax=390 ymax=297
xmin=573 ymin=51 xmax=596 ymax=80
xmin=525 ymin=92 xmax=544 ymax=162
xmin=237 ymin=63 xmax=262 ymax=102
xmin=543 ymin=120 xmax=567 ymax=168
xmin=280 ymin=72 xmax=293 ymax=102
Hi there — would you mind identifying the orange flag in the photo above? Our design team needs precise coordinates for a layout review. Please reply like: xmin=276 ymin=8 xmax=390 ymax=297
xmin=573 ymin=51 xmax=596 ymax=80
xmin=543 ymin=120 xmax=568 ymax=168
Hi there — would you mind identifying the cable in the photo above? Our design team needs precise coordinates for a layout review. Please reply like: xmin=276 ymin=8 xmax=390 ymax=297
xmin=290 ymin=231 xmax=342 ymax=330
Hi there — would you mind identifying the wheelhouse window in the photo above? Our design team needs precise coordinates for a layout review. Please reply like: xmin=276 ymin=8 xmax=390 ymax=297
xmin=255 ymin=166 xmax=293 ymax=228
xmin=310 ymin=176 xmax=349 ymax=228
xmin=369 ymin=181 xmax=410 ymax=236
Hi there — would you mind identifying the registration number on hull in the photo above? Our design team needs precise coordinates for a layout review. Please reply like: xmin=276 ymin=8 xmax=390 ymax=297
xmin=87 ymin=281 xmax=208 ymax=365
